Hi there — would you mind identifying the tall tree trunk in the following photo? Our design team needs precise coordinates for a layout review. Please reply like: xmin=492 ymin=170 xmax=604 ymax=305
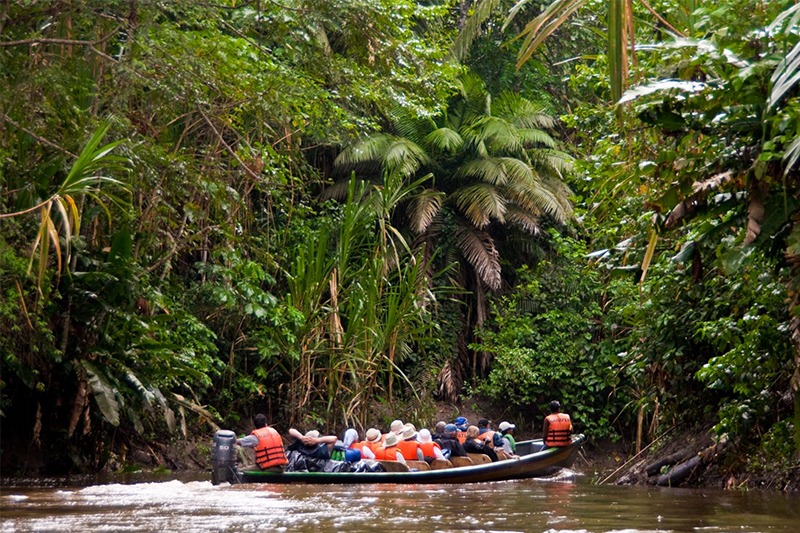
xmin=458 ymin=0 xmax=473 ymax=30
xmin=787 ymin=214 xmax=800 ymax=456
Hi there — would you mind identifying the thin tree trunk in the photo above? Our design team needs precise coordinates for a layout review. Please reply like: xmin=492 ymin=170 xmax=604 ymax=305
xmin=458 ymin=0 xmax=473 ymax=30
xmin=636 ymin=403 xmax=644 ymax=454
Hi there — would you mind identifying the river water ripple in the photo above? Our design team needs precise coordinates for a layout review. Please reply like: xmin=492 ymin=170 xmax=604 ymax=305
xmin=1 ymin=471 xmax=798 ymax=532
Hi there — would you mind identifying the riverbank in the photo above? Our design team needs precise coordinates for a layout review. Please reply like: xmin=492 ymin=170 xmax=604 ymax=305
xmin=582 ymin=429 xmax=800 ymax=492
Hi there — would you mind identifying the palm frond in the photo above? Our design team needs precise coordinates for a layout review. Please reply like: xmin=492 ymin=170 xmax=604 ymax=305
xmin=529 ymin=148 xmax=574 ymax=177
xmin=457 ymin=158 xmax=507 ymax=186
xmin=457 ymin=73 xmax=492 ymax=120
xmin=388 ymin=106 xmax=437 ymax=146
xmin=334 ymin=134 xmax=395 ymax=169
xmin=437 ymin=359 xmax=462 ymax=403
xmin=424 ymin=127 xmax=464 ymax=154
xmin=409 ymin=189 xmax=445 ymax=234
xmin=541 ymin=176 xmax=574 ymax=218
xmin=499 ymin=157 xmax=537 ymax=184
xmin=493 ymin=92 xmax=556 ymax=129
xmin=452 ymin=183 xmax=506 ymax=228
xmin=384 ymin=138 xmax=432 ymax=178
xmin=517 ymin=128 xmax=557 ymax=148
xmin=504 ymin=206 xmax=542 ymax=235
xmin=454 ymin=224 xmax=501 ymax=290
xmin=322 ymin=176 xmax=361 ymax=201
xmin=506 ymin=178 xmax=572 ymax=223
xmin=510 ymin=0 xmax=588 ymax=68
xmin=463 ymin=116 xmax=525 ymax=155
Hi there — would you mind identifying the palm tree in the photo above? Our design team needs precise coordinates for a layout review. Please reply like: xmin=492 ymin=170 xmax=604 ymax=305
xmin=334 ymin=73 xmax=573 ymax=399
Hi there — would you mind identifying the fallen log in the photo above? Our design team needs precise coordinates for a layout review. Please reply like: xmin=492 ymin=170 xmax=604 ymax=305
xmin=645 ymin=450 xmax=691 ymax=477
xmin=657 ymin=455 xmax=702 ymax=486
xmin=656 ymin=435 xmax=730 ymax=487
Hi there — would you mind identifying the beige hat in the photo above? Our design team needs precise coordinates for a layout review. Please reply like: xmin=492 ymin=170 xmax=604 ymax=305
xmin=401 ymin=424 xmax=417 ymax=440
xmin=418 ymin=429 xmax=433 ymax=443
xmin=366 ymin=428 xmax=381 ymax=442
xmin=383 ymin=433 xmax=399 ymax=447
xmin=305 ymin=430 xmax=320 ymax=439
xmin=390 ymin=419 xmax=404 ymax=433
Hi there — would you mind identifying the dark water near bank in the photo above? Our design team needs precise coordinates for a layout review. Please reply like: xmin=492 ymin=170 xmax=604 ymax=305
xmin=1 ymin=470 xmax=798 ymax=532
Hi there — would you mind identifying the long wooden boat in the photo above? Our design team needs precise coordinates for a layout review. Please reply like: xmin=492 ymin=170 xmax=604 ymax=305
xmin=213 ymin=433 xmax=585 ymax=485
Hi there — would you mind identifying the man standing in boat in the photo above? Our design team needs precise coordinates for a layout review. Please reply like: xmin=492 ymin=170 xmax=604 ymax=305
xmin=542 ymin=401 xmax=573 ymax=448
xmin=236 ymin=413 xmax=288 ymax=472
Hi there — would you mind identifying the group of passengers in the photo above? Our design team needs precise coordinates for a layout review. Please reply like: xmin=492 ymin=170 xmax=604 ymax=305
xmin=236 ymin=413 xmax=522 ymax=472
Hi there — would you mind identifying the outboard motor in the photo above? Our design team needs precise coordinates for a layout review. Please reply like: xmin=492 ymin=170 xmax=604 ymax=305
xmin=211 ymin=430 xmax=238 ymax=485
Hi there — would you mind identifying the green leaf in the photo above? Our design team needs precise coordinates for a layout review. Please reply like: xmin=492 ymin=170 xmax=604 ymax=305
xmin=619 ymin=80 xmax=706 ymax=104
xmin=80 ymin=360 xmax=120 ymax=427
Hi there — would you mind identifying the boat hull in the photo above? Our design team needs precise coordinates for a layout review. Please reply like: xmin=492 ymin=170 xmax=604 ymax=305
xmin=234 ymin=434 xmax=585 ymax=485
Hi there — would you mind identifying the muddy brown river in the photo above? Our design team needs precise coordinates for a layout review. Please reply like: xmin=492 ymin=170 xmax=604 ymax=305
xmin=1 ymin=470 xmax=798 ymax=532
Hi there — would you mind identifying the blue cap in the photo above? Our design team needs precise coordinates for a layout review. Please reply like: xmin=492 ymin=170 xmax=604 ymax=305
xmin=444 ymin=423 xmax=457 ymax=433
xmin=455 ymin=416 xmax=467 ymax=425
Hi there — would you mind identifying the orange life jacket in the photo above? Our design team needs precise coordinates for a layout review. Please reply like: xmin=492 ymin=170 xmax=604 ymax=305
xmin=350 ymin=442 xmax=365 ymax=452
xmin=480 ymin=430 xmax=496 ymax=448
xmin=418 ymin=441 xmax=441 ymax=460
xmin=396 ymin=439 xmax=420 ymax=460
xmin=364 ymin=440 xmax=382 ymax=454
xmin=251 ymin=426 xmax=288 ymax=469
xmin=375 ymin=445 xmax=400 ymax=461
xmin=456 ymin=431 xmax=468 ymax=444
xmin=544 ymin=413 xmax=573 ymax=447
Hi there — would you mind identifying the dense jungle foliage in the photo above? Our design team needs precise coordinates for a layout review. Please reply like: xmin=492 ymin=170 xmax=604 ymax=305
xmin=1 ymin=0 xmax=798 ymax=484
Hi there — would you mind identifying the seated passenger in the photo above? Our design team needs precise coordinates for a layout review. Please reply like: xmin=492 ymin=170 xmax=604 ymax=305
xmin=363 ymin=428 xmax=383 ymax=456
xmin=477 ymin=418 xmax=502 ymax=448
xmin=435 ymin=423 xmax=467 ymax=458
xmin=463 ymin=425 xmax=499 ymax=462
xmin=417 ymin=429 xmax=445 ymax=462
xmin=454 ymin=416 xmax=469 ymax=444
xmin=497 ymin=421 xmax=518 ymax=456
xmin=396 ymin=424 xmax=424 ymax=461
xmin=432 ymin=421 xmax=447 ymax=440
xmin=382 ymin=419 xmax=404 ymax=442
xmin=375 ymin=432 xmax=406 ymax=463
xmin=343 ymin=428 xmax=375 ymax=461
xmin=287 ymin=428 xmax=337 ymax=460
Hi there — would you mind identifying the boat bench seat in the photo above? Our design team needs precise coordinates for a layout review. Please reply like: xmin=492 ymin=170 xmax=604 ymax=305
xmin=449 ymin=456 xmax=474 ymax=467
xmin=375 ymin=460 xmax=410 ymax=472
xmin=429 ymin=459 xmax=453 ymax=470
xmin=467 ymin=453 xmax=492 ymax=464
xmin=405 ymin=460 xmax=431 ymax=471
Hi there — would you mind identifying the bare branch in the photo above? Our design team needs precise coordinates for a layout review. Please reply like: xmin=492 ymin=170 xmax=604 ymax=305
xmin=197 ymin=108 xmax=262 ymax=182
xmin=0 ymin=113 xmax=77 ymax=157
xmin=637 ymin=0 xmax=685 ymax=38
xmin=0 ymin=27 xmax=121 ymax=48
